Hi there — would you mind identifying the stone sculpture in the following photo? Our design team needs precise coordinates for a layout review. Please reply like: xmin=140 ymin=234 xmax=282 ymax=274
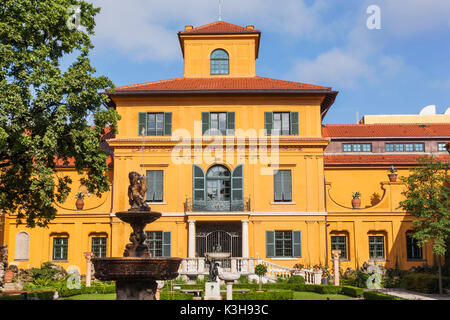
xmin=128 ymin=171 xmax=149 ymax=211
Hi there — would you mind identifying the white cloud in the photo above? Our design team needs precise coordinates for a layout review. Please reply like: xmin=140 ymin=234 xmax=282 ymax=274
xmin=90 ymin=0 xmax=329 ymax=61
xmin=290 ymin=48 xmax=374 ymax=88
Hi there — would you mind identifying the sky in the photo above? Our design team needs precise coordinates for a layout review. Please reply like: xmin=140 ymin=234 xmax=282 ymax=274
xmin=84 ymin=0 xmax=450 ymax=124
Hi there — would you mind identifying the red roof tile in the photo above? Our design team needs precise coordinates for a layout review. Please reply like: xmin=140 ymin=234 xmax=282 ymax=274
xmin=324 ymin=154 xmax=450 ymax=165
xmin=323 ymin=124 xmax=450 ymax=138
xmin=178 ymin=21 xmax=260 ymax=35
xmin=112 ymin=76 xmax=331 ymax=92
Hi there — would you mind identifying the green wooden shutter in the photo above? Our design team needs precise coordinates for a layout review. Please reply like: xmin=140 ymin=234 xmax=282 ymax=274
xmin=231 ymin=164 xmax=243 ymax=201
xmin=266 ymin=231 xmax=275 ymax=257
xmin=273 ymin=171 xmax=282 ymax=201
xmin=146 ymin=171 xmax=154 ymax=200
xmin=193 ymin=165 xmax=205 ymax=201
xmin=201 ymin=112 xmax=210 ymax=135
xmin=292 ymin=231 xmax=301 ymax=257
xmin=226 ymin=112 xmax=235 ymax=135
xmin=290 ymin=112 xmax=299 ymax=135
xmin=283 ymin=170 xmax=292 ymax=201
xmin=162 ymin=231 xmax=171 ymax=257
xmin=264 ymin=112 xmax=273 ymax=136
xmin=138 ymin=112 xmax=147 ymax=136
xmin=164 ymin=112 xmax=172 ymax=136
xmin=154 ymin=171 xmax=163 ymax=201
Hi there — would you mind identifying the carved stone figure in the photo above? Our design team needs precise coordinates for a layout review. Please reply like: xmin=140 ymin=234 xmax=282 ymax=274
xmin=128 ymin=171 xmax=149 ymax=211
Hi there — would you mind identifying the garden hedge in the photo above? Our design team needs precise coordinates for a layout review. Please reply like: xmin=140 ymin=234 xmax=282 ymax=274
xmin=363 ymin=291 xmax=406 ymax=300
xmin=229 ymin=290 xmax=294 ymax=300
xmin=402 ymin=273 xmax=450 ymax=294
xmin=340 ymin=286 xmax=365 ymax=297
xmin=160 ymin=292 xmax=194 ymax=300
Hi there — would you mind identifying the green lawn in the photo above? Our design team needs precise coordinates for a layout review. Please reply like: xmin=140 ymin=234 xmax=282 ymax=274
xmin=61 ymin=291 xmax=358 ymax=300
xmin=62 ymin=293 xmax=116 ymax=300
xmin=293 ymin=291 xmax=358 ymax=300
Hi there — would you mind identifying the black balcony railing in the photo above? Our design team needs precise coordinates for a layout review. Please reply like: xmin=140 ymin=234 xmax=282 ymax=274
xmin=185 ymin=198 xmax=250 ymax=212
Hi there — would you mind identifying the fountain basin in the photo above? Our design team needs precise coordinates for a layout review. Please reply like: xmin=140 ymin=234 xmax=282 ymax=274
xmin=115 ymin=210 xmax=162 ymax=225
xmin=219 ymin=272 xmax=241 ymax=282
xmin=92 ymin=257 xmax=182 ymax=281
xmin=205 ymin=252 xmax=231 ymax=260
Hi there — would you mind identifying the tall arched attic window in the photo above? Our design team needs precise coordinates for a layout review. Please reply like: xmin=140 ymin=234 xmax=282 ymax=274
xmin=14 ymin=231 xmax=30 ymax=260
xmin=210 ymin=49 xmax=229 ymax=75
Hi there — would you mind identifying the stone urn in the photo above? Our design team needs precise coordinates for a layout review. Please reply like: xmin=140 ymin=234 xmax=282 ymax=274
xmin=219 ymin=272 xmax=241 ymax=300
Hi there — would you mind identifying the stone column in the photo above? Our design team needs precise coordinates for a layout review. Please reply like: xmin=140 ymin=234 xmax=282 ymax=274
xmin=84 ymin=252 xmax=95 ymax=287
xmin=331 ymin=250 xmax=341 ymax=286
xmin=241 ymin=220 xmax=249 ymax=258
xmin=188 ymin=220 xmax=196 ymax=258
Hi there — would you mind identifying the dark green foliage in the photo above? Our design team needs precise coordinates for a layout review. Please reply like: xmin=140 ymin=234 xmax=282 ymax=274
xmin=341 ymin=286 xmax=364 ymax=297
xmin=0 ymin=0 xmax=120 ymax=227
xmin=402 ymin=273 xmax=450 ymax=294
xmin=287 ymin=275 xmax=306 ymax=284
xmin=160 ymin=292 xmax=194 ymax=300
xmin=230 ymin=290 xmax=294 ymax=300
xmin=27 ymin=290 xmax=56 ymax=300
xmin=363 ymin=291 xmax=406 ymax=300
xmin=0 ymin=294 xmax=25 ymax=300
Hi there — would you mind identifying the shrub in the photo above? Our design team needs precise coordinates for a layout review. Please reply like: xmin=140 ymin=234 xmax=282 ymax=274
xmin=312 ymin=285 xmax=343 ymax=295
xmin=160 ymin=292 xmax=194 ymax=300
xmin=231 ymin=290 xmax=293 ymax=300
xmin=27 ymin=290 xmax=56 ymax=300
xmin=363 ymin=291 xmax=405 ymax=300
xmin=238 ymin=275 xmax=249 ymax=284
xmin=341 ymin=286 xmax=364 ymax=297
xmin=402 ymin=273 xmax=450 ymax=294
xmin=287 ymin=275 xmax=306 ymax=285
xmin=0 ymin=294 xmax=25 ymax=300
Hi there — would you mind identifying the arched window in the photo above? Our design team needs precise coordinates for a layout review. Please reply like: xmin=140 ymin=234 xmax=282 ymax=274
xmin=210 ymin=49 xmax=229 ymax=75
xmin=206 ymin=165 xmax=231 ymax=201
xmin=14 ymin=231 xmax=30 ymax=260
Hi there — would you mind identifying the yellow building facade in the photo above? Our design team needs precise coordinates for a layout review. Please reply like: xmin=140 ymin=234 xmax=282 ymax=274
xmin=1 ymin=21 xmax=447 ymax=277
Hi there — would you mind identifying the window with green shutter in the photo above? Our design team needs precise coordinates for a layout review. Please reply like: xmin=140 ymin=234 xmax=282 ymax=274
xmin=146 ymin=170 xmax=164 ymax=202
xmin=369 ymin=236 xmax=385 ymax=259
xmin=265 ymin=112 xmax=299 ymax=136
xmin=273 ymin=170 xmax=292 ymax=202
xmin=201 ymin=112 xmax=235 ymax=135
xmin=53 ymin=237 xmax=68 ymax=261
xmin=92 ymin=237 xmax=107 ymax=258
xmin=331 ymin=236 xmax=347 ymax=260
xmin=231 ymin=165 xmax=243 ymax=201
xmin=145 ymin=231 xmax=171 ymax=257
xmin=138 ymin=112 xmax=172 ymax=136
xmin=266 ymin=230 xmax=301 ymax=258
xmin=193 ymin=165 xmax=205 ymax=202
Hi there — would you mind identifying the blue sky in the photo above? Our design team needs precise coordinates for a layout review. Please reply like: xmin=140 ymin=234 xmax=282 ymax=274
xmin=86 ymin=0 xmax=450 ymax=124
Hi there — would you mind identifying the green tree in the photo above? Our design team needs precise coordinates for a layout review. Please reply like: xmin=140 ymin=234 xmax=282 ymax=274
xmin=0 ymin=0 xmax=120 ymax=227
xmin=254 ymin=264 xmax=267 ymax=292
xmin=398 ymin=156 xmax=450 ymax=294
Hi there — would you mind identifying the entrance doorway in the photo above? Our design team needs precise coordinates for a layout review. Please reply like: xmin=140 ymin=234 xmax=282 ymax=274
xmin=195 ymin=222 xmax=242 ymax=258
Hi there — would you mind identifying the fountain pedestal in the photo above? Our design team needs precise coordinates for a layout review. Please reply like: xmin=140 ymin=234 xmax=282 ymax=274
xmin=92 ymin=210 xmax=182 ymax=300
xmin=203 ymin=252 xmax=231 ymax=300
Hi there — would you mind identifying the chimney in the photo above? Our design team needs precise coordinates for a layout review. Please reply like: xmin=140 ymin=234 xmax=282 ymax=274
xmin=246 ymin=25 xmax=255 ymax=30
xmin=185 ymin=25 xmax=193 ymax=30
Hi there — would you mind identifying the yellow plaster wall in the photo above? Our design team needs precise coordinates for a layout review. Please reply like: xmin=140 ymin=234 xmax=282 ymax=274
xmin=180 ymin=35 xmax=259 ymax=77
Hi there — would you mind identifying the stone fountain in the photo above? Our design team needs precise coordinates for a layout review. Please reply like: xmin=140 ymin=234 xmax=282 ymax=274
xmin=203 ymin=246 xmax=231 ymax=300
xmin=92 ymin=172 xmax=182 ymax=300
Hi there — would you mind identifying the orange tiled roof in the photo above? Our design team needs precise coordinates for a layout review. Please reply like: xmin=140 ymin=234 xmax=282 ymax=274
xmin=323 ymin=123 xmax=450 ymax=138
xmin=178 ymin=21 xmax=260 ymax=35
xmin=112 ymin=76 xmax=331 ymax=92
xmin=324 ymin=154 xmax=450 ymax=165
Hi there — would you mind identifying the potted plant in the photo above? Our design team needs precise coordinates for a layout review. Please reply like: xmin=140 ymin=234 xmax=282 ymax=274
xmin=75 ymin=191 xmax=85 ymax=210
xmin=388 ymin=165 xmax=398 ymax=182
xmin=293 ymin=263 xmax=304 ymax=270
xmin=351 ymin=192 xmax=361 ymax=209
xmin=254 ymin=264 xmax=267 ymax=292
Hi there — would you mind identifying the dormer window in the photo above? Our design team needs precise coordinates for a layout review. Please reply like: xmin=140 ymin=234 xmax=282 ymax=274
xmin=210 ymin=49 xmax=229 ymax=75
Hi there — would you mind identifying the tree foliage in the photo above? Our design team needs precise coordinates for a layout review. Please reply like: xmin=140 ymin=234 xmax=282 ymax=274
xmin=398 ymin=156 xmax=450 ymax=257
xmin=0 ymin=0 xmax=120 ymax=227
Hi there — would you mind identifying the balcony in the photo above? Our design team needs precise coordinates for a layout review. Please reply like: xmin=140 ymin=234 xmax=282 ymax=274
xmin=185 ymin=198 xmax=251 ymax=212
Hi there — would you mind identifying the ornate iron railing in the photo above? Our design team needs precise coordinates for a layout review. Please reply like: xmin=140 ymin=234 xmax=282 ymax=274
xmin=185 ymin=197 xmax=250 ymax=212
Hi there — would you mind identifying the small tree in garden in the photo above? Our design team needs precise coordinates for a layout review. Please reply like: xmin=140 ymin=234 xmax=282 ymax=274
xmin=398 ymin=156 xmax=450 ymax=294
xmin=255 ymin=264 xmax=267 ymax=292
